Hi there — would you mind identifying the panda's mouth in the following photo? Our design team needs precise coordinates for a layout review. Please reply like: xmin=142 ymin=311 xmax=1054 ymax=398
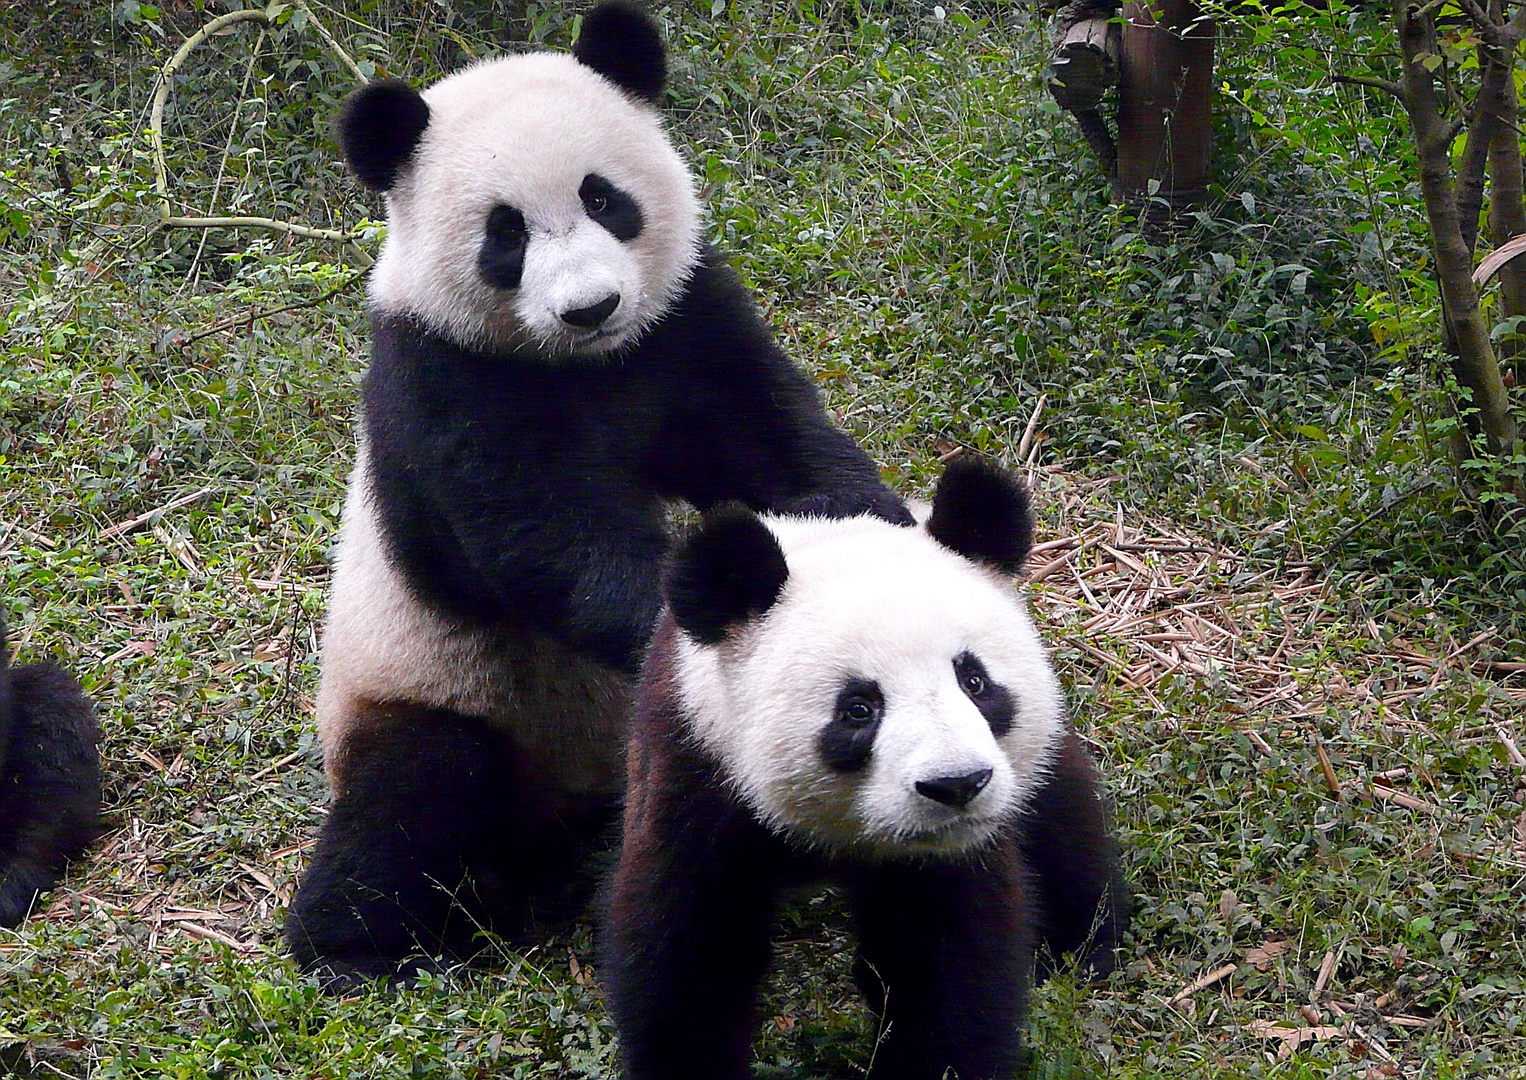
xmin=890 ymin=811 xmax=1003 ymax=855
xmin=558 ymin=319 xmax=635 ymax=353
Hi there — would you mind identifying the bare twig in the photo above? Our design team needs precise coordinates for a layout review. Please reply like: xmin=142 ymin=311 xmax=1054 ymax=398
xmin=150 ymin=8 xmax=269 ymax=220
xmin=293 ymin=0 xmax=366 ymax=81
xmin=180 ymin=270 xmax=364 ymax=346
xmin=162 ymin=214 xmax=360 ymax=246
xmin=249 ymin=751 xmax=303 ymax=781
xmin=185 ymin=27 xmax=266 ymax=288
xmin=148 ymin=3 xmax=372 ymax=261
xmin=1332 ymin=73 xmax=1404 ymax=100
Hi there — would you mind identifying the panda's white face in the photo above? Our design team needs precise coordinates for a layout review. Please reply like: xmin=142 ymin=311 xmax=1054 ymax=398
xmin=366 ymin=53 xmax=701 ymax=357
xmin=673 ymin=515 xmax=1065 ymax=861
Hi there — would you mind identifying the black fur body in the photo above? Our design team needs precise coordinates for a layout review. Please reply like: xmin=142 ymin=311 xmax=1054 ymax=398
xmin=0 ymin=616 xmax=100 ymax=927
xmin=363 ymin=249 xmax=910 ymax=675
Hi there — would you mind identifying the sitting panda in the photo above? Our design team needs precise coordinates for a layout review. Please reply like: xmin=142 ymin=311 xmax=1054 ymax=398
xmin=288 ymin=0 xmax=1119 ymax=987
xmin=603 ymin=459 xmax=1124 ymax=1080
xmin=0 ymin=613 xmax=101 ymax=927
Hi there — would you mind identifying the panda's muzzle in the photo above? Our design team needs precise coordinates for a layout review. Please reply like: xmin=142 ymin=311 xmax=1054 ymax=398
xmin=915 ymin=767 xmax=992 ymax=809
xmin=561 ymin=292 xmax=621 ymax=329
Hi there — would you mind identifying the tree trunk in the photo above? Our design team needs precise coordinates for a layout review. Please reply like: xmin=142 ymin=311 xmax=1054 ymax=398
xmin=1116 ymin=0 xmax=1214 ymax=211
xmin=1487 ymin=74 xmax=1526 ymax=369
xmin=1395 ymin=0 xmax=1522 ymax=464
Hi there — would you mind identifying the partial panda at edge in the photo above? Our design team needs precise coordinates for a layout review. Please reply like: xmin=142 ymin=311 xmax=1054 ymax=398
xmin=0 ymin=612 xmax=101 ymax=927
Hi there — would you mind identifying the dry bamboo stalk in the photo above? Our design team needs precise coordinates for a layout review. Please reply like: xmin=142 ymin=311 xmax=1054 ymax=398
xmin=1029 ymin=535 xmax=1081 ymax=556
xmin=1498 ymin=726 xmax=1526 ymax=768
xmin=1016 ymin=394 xmax=1047 ymax=462
xmin=1313 ymin=736 xmax=1342 ymax=794
xmin=1313 ymin=949 xmax=1338 ymax=996
xmin=1367 ymin=783 xmax=1442 ymax=816
xmin=1028 ymin=547 xmax=1080 ymax=584
xmin=1168 ymin=962 xmax=1238 ymax=1004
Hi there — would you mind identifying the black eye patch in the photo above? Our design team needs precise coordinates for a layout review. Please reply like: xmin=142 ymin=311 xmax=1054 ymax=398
xmin=954 ymin=652 xmax=1014 ymax=736
xmin=580 ymin=173 xmax=643 ymax=242
xmin=818 ymin=678 xmax=883 ymax=773
xmin=478 ymin=203 xmax=527 ymax=290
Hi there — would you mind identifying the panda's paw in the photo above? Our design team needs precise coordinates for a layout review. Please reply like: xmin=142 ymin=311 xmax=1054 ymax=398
xmin=0 ymin=879 xmax=42 ymax=929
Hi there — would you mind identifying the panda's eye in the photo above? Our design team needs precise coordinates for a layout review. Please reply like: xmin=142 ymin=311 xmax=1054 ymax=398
xmin=953 ymin=652 xmax=991 ymax=699
xmin=832 ymin=680 xmax=883 ymax=730
xmin=579 ymin=173 xmax=644 ymax=242
xmin=479 ymin=204 xmax=528 ymax=290
xmin=843 ymin=698 xmax=876 ymax=725
xmin=485 ymin=203 xmax=527 ymax=243
xmin=954 ymin=651 xmax=1015 ymax=736
xmin=821 ymin=678 xmax=884 ymax=773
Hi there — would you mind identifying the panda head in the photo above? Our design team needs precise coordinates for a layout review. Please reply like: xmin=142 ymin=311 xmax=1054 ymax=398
xmin=664 ymin=459 xmax=1065 ymax=861
xmin=337 ymin=2 xmax=701 ymax=358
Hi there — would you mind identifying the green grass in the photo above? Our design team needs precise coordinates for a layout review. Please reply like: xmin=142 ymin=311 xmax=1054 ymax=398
xmin=2 ymin=1 xmax=1523 ymax=1076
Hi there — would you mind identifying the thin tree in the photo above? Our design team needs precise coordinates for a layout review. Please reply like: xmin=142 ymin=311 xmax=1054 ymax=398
xmin=1335 ymin=0 xmax=1523 ymax=501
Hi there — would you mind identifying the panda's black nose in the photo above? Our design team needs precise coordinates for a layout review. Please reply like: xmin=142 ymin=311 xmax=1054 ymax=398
xmin=561 ymin=293 xmax=621 ymax=328
xmin=915 ymin=768 xmax=993 ymax=809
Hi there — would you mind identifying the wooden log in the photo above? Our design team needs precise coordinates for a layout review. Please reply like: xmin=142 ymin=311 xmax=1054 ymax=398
xmin=1049 ymin=17 xmax=1120 ymax=113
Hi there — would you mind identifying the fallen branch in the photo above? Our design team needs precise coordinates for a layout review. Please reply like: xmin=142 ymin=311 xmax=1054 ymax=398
xmin=100 ymin=486 xmax=216 ymax=540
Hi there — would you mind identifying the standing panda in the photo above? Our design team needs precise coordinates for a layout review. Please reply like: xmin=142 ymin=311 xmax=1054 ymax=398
xmin=288 ymin=1 xmax=912 ymax=984
xmin=288 ymin=0 xmax=1119 ymax=988
xmin=0 ymin=613 xmax=101 ymax=927
xmin=604 ymin=460 xmax=1124 ymax=1080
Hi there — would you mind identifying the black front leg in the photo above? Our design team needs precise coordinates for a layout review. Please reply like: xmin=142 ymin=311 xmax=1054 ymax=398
xmin=601 ymin=786 xmax=780 ymax=1079
xmin=287 ymin=704 xmax=612 ymax=990
xmin=1020 ymin=730 xmax=1127 ymax=980
xmin=849 ymin=841 xmax=1034 ymax=1080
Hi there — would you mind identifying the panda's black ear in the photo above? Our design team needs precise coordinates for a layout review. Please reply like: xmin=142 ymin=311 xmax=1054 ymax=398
xmin=573 ymin=1 xmax=667 ymax=103
xmin=335 ymin=79 xmax=430 ymax=192
xmin=666 ymin=504 xmax=789 ymax=645
xmin=927 ymin=458 xmax=1034 ymax=575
